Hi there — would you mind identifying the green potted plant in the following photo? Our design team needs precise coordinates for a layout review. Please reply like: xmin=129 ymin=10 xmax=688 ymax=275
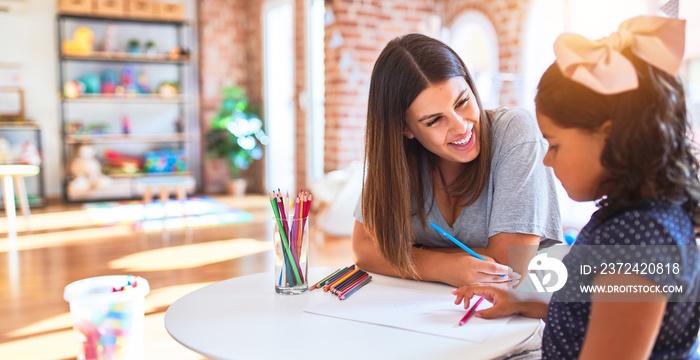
xmin=127 ymin=39 xmax=140 ymax=55
xmin=205 ymin=87 xmax=269 ymax=195
xmin=144 ymin=40 xmax=157 ymax=58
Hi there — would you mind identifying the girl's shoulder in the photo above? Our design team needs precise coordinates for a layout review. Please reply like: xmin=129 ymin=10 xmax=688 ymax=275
xmin=579 ymin=201 xmax=695 ymax=246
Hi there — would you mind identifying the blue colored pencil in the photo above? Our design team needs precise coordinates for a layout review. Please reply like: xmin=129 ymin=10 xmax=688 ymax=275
xmin=429 ymin=222 xmax=485 ymax=260
xmin=339 ymin=275 xmax=372 ymax=300
xmin=330 ymin=270 xmax=366 ymax=294
xmin=429 ymin=222 xmax=505 ymax=278
xmin=334 ymin=272 xmax=369 ymax=296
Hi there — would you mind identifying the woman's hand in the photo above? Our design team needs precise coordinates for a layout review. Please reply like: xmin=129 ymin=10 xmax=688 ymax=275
xmin=443 ymin=252 xmax=519 ymax=286
xmin=452 ymin=283 xmax=521 ymax=319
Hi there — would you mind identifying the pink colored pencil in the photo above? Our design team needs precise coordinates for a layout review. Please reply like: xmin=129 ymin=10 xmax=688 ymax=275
xmin=458 ymin=297 xmax=484 ymax=326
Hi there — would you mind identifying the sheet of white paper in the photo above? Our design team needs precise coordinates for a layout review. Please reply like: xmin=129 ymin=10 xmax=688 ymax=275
xmin=304 ymin=283 xmax=514 ymax=342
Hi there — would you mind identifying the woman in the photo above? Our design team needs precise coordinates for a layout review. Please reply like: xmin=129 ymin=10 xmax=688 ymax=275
xmin=352 ymin=33 xmax=562 ymax=287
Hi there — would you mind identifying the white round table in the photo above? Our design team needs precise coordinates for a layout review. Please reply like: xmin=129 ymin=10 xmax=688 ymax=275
xmin=165 ymin=267 xmax=541 ymax=360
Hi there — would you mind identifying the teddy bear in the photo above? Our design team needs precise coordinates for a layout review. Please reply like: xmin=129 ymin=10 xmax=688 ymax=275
xmin=0 ymin=137 xmax=11 ymax=164
xmin=68 ymin=145 xmax=112 ymax=193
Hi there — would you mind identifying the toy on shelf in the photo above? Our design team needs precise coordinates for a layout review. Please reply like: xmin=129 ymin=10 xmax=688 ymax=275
xmin=69 ymin=144 xmax=112 ymax=193
xmin=157 ymin=82 xmax=178 ymax=97
xmin=104 ymin=149 xmax=142 ymax=175
xmin=143 ymin=149 xmax=186 ymax=173
xmin=102 ymin=24 xmax=118 ymax=53
xmin=62 ymin=26 xmax=94 ymax=56
xmin=122 ymin=115 xmax=130 ymax=135
xmin=167 ymin=46 xmax=189 ymax=60
xmin=66 ymin=121 xmax=85 ymax=135
xmin=16 ymin=141 xmax=41 ymax=166
xmin=136 ymin=72 xmax=150 ymax=94
xmin=0 ymin=137 xmax=11 ymax=164
xmin=120 ymin=66 xmax=137 ymax=94
xmin=80 ymin=73 xmax=101 ymax=94
xmin=100 ymin=69 xmax=118 ymax=94
xmin=85 ymin=123 xmax=110 ymax=135
xmin=63 ymin=80 xmax=84 ymax=99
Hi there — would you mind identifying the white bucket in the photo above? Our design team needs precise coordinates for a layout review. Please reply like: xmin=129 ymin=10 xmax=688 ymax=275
xmin=64 ymin=275 xmax=150 ymax=360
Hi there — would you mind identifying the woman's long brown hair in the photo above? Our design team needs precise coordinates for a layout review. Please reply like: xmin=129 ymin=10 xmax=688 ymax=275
xmin=362 ymin=34 xmax=493 ymax=278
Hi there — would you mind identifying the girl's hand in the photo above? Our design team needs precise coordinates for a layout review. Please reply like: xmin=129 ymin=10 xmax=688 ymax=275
xmin=452 ymin=283 xmax=521 ymax=319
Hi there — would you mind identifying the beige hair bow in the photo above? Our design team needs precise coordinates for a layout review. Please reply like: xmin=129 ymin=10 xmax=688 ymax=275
xmin=553 ymin=16 xmax=685 ymax=94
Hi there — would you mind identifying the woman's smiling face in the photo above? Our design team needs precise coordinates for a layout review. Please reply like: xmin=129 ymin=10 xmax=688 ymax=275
xmin=404 ymin=77 xmax=481 ymax=166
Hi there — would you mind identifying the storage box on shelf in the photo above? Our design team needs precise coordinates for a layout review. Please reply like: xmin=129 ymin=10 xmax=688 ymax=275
xmin=57 ymin=12 xmax=199 ymax=202
xmin=126 ymin=0 xmax=152 ymax=18
xmin=94 ymin=0 xmax=124 ymax=17
xmin=58 ymin=0 xmax=93 ymax=15
xmin=153 ymin=1 xmax=184 ymax=21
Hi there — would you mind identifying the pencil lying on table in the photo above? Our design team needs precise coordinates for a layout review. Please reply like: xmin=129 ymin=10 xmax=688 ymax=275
xmin=458 ymin=297 xmax=484 ymax=326
xmin=309 ymin=266 xmax=348 ymax=290
xmin=312 ymin=265 xmax=372 ymax=300
xmin=339 ymin=275 xmax=372 ymax=300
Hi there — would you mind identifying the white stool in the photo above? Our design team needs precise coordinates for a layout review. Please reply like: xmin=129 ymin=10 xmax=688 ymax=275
xmin=0 ymin=164 xmax=40 ymax=238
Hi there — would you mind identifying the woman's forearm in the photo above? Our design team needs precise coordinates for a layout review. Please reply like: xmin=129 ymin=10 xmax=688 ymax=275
xmin=352 ymin=222 xmax=452 ymax=281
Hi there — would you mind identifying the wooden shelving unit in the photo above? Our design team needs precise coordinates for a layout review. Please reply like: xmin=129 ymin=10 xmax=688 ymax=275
xmin=57 ymin=13 xmax=199 ymax=202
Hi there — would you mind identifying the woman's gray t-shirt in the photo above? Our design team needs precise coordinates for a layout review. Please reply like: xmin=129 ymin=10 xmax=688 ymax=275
xmin=354 ymin=107 xmax=563 ymax=248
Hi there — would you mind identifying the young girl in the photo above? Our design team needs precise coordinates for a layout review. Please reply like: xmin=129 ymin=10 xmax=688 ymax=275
xmin=352 ymin=33 xmax=562 ymax=286
xmin=454 ymin=16 xmax=700 ymax=359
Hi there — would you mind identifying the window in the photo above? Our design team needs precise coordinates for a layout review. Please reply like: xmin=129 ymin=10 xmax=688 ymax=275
xmin=448 ymin=11 xmax=500 ymax=109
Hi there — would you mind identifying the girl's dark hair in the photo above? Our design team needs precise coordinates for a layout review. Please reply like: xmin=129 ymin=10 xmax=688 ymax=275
xmin=535 ymin=48 xmax=700 ymax=226
xmin=362 ymin=33 xmax=493 ymax=277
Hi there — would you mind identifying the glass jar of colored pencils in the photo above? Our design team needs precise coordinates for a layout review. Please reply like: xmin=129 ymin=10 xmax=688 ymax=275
xmin=272 ymin=215 xmax=309 ymax=294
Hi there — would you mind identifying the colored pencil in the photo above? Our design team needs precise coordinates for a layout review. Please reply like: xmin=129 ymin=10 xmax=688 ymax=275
xmin=330 ymin=270 xmax=367 ymax=294
xmin=294 ymin=189 xmax=306 ymax=252
xmin=339 ymin=276 xmax=372 ymax=300
xmin=333 ymin=272 xmax=369 ymax=295
xmin=429 ymin=222 xmax=485 ymax=260
xmin=270 ymin=193 xmax=290 ymax=285
xmin=310 ymin=267 xmax=346 ymax=291
xmin=429 ymin=222 xmax=505 ymax=278
xmin=319 ymin=265 xmax=355 ymax=288
xmin=285 ymin=191 xmax=290 ymax=215
xmin=324 ymin=267 xmax=361 ymax=291
xmin=458 ymin=297 xmax=484 ymax=326
xmin=270 ymin=192 xmax=302 ymax=286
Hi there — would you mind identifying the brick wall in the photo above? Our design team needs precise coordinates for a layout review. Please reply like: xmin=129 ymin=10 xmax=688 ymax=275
xmin=439 ymin=0 xmax=530 ymax=106
xmin=294 ymin=0 xmax=308 ymax=190
xmin=321 ymin=0 xmax=527 ymax=173
xmin=243 ymin=1 xmax=265 ymax=194
xmin=322 ymin=0 xmax=438 ymax=172
xmin=198 ymin=0 xmax=264 ymax=194
xmin=197 ymin=0 xmax=527 ymax=192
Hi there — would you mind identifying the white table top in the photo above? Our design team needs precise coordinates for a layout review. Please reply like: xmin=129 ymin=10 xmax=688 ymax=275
xmin=165 ymin=267 xmax=541 ymax=360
